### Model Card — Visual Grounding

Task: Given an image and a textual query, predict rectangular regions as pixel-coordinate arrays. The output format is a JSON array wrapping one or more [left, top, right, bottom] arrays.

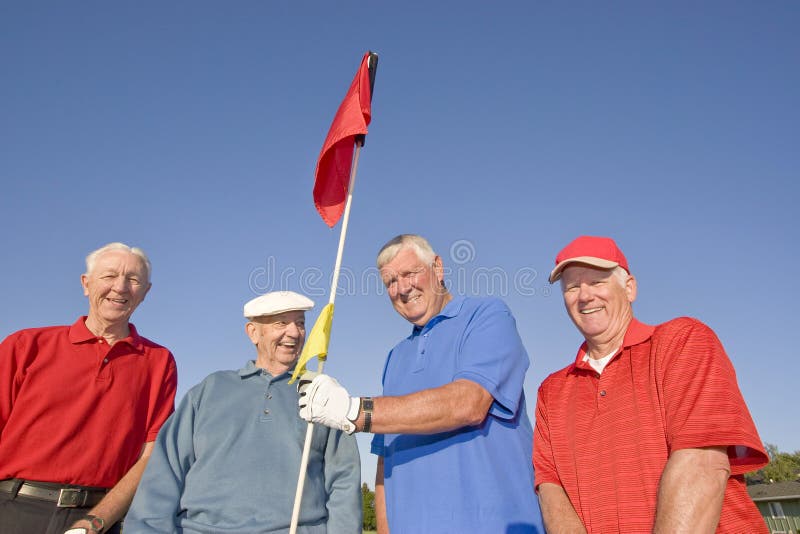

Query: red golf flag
[[313, 52, 373, 227]]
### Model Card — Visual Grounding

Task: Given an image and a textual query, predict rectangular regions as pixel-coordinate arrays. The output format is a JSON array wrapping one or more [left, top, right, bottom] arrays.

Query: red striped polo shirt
[[534, 317, 768, 533]]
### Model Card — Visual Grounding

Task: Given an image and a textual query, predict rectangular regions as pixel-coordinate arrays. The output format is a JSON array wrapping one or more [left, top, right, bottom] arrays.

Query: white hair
[[85, 242, 151, 281], [376, 234, 437, 269]]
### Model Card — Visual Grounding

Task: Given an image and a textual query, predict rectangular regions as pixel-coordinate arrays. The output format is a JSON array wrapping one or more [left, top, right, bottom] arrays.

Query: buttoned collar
[[411, 295, 465, 336], [238, 360, 291, 381], [572, 317, 655, 372], [68, 316, 143, 351]]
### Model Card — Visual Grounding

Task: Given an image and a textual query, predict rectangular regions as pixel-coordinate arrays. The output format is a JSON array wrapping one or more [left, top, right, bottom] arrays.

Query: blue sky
[[2, 2, 798, 489]]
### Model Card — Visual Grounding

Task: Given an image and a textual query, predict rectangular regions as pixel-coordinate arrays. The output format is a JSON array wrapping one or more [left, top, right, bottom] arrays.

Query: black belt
[[0, 479, 108, 508]]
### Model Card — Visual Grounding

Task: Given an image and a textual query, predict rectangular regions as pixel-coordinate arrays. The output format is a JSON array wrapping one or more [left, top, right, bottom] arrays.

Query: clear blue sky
[[2, 2, 798, 489]]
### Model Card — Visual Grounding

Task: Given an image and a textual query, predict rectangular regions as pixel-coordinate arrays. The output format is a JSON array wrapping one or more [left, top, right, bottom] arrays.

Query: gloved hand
[[297, 371, 360, 434]]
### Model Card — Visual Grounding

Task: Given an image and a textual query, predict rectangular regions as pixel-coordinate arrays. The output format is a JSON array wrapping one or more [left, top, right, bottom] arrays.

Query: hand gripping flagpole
[[289, 52, 377, 534], [290, 143, 363, 534]]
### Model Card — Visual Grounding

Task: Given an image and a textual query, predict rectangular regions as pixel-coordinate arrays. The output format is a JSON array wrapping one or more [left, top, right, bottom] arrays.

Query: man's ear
[[80, 274, 89, 296], [625, 275, 638, 303], [141, 282, 152, 302], [245, 322, 259, 345], [433, 255, 445, 285]]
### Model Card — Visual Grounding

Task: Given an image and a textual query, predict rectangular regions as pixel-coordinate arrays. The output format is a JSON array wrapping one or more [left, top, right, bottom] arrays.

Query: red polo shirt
[[534, 317, 768, 533], [0, 317, 177, 488]]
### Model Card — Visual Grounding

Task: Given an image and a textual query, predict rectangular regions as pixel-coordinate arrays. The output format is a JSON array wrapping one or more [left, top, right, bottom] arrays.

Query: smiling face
[[560, 264, 637, 356], [380, 247, 450, 327], [81, 249, 151, 332], [246, 310, 306, 375]]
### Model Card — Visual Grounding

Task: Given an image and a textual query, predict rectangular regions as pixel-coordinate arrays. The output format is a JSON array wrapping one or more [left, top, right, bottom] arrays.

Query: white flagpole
[[289, 141, 363, 534]]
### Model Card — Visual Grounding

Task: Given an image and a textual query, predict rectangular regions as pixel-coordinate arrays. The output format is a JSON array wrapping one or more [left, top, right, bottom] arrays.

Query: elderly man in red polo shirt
[[0, 242, 177, 534], [534, 236, 768, 533]]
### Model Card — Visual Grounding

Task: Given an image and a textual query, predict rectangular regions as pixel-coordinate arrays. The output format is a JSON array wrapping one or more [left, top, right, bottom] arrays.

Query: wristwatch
[[361, 396, 374, 433], [63, 514, 104, 534], [87, 515, 105, 533]]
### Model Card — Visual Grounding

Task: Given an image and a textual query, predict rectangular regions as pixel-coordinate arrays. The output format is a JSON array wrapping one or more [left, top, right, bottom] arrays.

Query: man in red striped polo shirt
[[534, 235, 768, 533]]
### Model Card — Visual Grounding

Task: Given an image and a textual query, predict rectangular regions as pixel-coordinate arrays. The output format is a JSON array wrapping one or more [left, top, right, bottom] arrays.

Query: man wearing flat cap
[[534, 236, 769, 533], [126, 291, 361, 533]]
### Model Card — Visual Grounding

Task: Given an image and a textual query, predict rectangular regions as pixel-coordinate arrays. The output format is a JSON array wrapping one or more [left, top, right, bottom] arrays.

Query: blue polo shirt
[[371, 297, 543, 533]]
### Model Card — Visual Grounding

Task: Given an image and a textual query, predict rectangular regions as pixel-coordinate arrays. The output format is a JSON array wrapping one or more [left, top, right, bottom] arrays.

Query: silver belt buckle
[[57, 488, 87, 507]]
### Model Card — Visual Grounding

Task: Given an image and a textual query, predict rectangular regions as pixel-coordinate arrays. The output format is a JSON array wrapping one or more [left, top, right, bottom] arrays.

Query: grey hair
[[85, 242, 152, 281], [611, 266, 631, 288], [376, 234, 437, 269], [560, 265, 631, 291]]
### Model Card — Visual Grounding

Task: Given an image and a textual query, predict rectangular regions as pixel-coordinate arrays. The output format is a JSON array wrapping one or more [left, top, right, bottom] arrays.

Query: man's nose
[[577, 283, 593, 302], [111, 276, 130, 292], [285, 321, 301, 336], [397, 275, 413, 294]]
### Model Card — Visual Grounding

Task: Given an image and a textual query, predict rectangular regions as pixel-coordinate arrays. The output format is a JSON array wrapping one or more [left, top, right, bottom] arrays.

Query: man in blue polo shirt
[[299, 234, 543, 533]]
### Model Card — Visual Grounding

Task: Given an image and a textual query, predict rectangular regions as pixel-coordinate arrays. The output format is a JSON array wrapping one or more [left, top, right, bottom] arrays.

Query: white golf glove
[[297, 371, 360, 434]]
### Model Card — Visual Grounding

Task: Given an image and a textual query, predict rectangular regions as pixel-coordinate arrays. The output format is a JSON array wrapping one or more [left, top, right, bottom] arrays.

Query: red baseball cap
[[549, 236, 630, 283]]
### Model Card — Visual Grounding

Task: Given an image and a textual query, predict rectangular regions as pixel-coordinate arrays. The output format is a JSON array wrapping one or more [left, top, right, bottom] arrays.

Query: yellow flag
[[289, 303, 334, 384]]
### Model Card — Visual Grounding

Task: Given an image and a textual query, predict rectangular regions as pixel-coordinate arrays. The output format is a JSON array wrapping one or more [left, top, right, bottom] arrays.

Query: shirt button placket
[[263, 377, 274, 417], [414, 331, 429, 372], [261, 373, 272, 418], [596, 374, 608, 410], [96, 339, 112, 378]]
